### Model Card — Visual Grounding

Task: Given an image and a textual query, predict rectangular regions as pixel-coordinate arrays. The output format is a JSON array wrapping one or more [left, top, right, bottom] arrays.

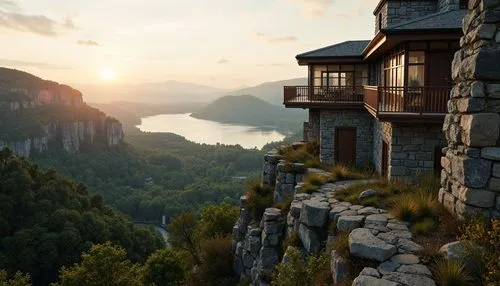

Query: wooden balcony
[[363, 86, 451, 122], [284, 86, 364, 109]]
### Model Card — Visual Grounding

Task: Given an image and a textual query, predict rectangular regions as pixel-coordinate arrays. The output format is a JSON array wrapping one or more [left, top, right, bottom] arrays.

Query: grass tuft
[[435, 259, 472, 286], [411, 218, 436, 235], [245, 181, 274, 221], [332, 232, 350, 259]]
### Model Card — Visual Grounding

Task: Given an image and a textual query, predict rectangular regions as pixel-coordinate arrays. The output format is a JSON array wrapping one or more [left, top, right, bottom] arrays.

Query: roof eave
[[381, 27, 463, 35], [296, 56, 365, 66]]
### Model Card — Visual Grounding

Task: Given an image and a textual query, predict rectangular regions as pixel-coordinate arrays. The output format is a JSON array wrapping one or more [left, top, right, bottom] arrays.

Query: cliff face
[[0, 67, 124, 157]]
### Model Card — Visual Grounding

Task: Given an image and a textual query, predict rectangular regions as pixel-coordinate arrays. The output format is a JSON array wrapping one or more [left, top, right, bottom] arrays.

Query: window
[[321, 72, 353, 87], [383, 49, 405, 87], [408, 51, 425, 87], [312, 64, 364, 88], [459, 0, 468, 9]]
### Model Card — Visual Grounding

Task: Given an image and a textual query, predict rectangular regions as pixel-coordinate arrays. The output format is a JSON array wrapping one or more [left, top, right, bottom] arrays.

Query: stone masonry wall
[[305, 109, 320, 142], [386, 1, 438, 27], [273, 161, 305, 204], [438, 0, 461, 11], [440, 0, 500, 219], [390, 123, 445, 179], [372, 121, 392, 176], [319, 110, 373, 167]]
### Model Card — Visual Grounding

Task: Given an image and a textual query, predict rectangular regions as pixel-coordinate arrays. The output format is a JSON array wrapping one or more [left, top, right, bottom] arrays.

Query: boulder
[[358, 206, 380, 215], [352, 275, 399, 286], [349, 228, 397, 262], [383, 272, 436, 286], [359, 267, 380, 278], [337, 216, 365, 232], [298, 224, 322, 253], [391, 254, 419, 265], [365, 214, 389, 225], [397, 264, 432, 276], [397, 239, 423, 254], [300, 200, 329, 227], [359, 189, 378, 200], [263, 208, 282, 221], [331, 250, 350, 284], [439, 241, 466, 260], [377, 260, 400, 275]]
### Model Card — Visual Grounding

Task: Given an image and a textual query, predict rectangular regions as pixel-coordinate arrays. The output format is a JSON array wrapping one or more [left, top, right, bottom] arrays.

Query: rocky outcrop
[[441, 0, 500, 218], [273, 161, 305, 204]]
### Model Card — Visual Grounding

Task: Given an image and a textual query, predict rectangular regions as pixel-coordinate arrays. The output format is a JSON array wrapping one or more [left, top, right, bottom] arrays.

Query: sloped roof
[[385, 9, 466, 31], [296, 40, 371, 59]]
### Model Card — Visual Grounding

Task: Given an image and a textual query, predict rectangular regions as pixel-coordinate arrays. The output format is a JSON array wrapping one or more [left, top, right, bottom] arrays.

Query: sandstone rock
[[352, 275, 399, 286], [331, 250, 350, 284], [359, 267, 380, 278], [397, 264, 432, 276], [359, 189, 377, 200], [349, 228, 397, 262], [461, 113, 500, 147], [337, 216, 365, 232], [383, 272, 436, 286], [298, 224, 322, 253], [450, 155, 491, 189], [299, 200, 329, 227], [391, 254, 419, 265], [377, 260, 400, 274]]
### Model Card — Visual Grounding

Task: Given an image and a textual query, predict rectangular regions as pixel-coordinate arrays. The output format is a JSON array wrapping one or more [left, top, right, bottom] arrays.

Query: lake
[[136, 113, 286, 149]]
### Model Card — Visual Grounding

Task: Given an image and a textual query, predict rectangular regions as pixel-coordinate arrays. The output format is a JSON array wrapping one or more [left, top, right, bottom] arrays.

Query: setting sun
[[100, 68, 116, 81]]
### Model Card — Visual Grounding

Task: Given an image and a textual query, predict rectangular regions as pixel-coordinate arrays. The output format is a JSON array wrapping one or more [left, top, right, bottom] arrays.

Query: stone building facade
[[440, 0, 500, 218], [375, 0, 439, 32], [319, 110, 374, 167]]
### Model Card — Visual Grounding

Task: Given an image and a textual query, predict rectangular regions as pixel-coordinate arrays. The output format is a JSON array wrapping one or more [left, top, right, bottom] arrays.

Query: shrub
[[301, 184, 320, 194], [0, 270, 31, 286], [246, 181, 274, 221], [459, 216, 500, 285], [198, 203, 239, 238], [411, 218, 436, 235], [142, 248, 184, 286], [278, 142, 322, 168], [413, 193, 440, 221], [304, 173, 328, 186], [330, 165, 371, 181], [435, 259, 472, 286], [271, 247, 330, 286], [282, 232, 302, 253], [332, 232, 350, 259], [390, 194, 416, 222]]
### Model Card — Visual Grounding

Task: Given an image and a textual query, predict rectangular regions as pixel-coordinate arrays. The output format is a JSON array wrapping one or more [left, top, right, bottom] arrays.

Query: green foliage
[[274, 195, 294, 214], [435, 259, 472, 286], [54, 242, 142, 286], [0, 270, 31, 286], [167, 212, 201, 265], [0, 149, 162, 285], [278, 141, 321, 168], [198, 203, 239, 239], [411, 218, 436, 235], [281, 232, 301, 254], [142, 248, 184, 286], [459, 217, 500, 285], [330, 165, 371, 181], [246, 181, 274, 221], [304, 173, 328, 186], [301, 184, 320, 194], [271, 247, 330, 286], [34, 133, 263, 223], [188, 236, 237, 286]]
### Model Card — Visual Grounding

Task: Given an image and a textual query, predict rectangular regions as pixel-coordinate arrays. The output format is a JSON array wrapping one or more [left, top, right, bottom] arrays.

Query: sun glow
[[100, 67, 117, 81]]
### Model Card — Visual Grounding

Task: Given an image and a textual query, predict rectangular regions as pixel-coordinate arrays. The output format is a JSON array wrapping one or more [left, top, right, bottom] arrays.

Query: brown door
[[427, 52, 454, 86], [382, 141, 389, 177], [335, 128, 356, 166]]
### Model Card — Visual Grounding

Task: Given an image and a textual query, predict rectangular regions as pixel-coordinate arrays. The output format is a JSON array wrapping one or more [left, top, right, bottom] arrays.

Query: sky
[[0, 0, 379, 89]]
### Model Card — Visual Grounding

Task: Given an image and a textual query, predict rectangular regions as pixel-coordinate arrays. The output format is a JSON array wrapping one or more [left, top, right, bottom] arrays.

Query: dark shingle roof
[[296, 40, 371, 59], [386, 9, 466, 31]]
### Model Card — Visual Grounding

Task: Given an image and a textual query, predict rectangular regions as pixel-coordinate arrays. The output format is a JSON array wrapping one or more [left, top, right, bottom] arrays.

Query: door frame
[[334, 127, 357, 166]]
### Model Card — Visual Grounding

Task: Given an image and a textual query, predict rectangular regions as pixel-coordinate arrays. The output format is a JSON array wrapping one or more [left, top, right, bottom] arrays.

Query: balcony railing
[[364, 86, 451, 119], [284, 86, 364, 107]]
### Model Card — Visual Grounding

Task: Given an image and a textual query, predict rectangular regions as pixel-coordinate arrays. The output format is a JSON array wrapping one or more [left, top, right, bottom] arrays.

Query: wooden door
[[427, 53, 454, 86], [335, 128, 356, 166], [382, 141, 389, 177]]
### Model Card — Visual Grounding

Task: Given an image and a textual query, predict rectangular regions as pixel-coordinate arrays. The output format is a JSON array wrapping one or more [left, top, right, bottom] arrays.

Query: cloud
[[0, 0, 20, 12], [0, 58, 74, 70], [62, 18, 76, 29], [0, 10, 58, 36], [288, 0, 335, 17], [77, 40, 100, 46], [217, 59, 229, 64], [253, 32, 298, 43]]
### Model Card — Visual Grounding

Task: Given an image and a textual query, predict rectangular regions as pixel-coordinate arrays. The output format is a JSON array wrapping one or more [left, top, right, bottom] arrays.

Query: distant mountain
[[227, 78, 307, 105], [73, 81, 228, 103], [191, 94, 306, 132]]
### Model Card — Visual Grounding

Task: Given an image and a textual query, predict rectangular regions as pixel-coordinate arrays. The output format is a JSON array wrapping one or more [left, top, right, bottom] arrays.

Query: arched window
[[459, 0, 468, 9]]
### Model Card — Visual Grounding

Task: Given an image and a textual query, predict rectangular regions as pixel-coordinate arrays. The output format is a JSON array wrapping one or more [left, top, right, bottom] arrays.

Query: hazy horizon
[[0, 0, 379, 89]]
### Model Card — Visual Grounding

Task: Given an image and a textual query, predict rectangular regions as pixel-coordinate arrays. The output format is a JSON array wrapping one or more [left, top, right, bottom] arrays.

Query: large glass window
[[408, 51, 425, 86], [383, 49, 405, 87], [311, 64, 367, 87]]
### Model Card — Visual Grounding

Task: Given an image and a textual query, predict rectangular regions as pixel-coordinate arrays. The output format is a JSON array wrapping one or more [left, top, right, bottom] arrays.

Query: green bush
[[435, 259, 472, 286], [246, 181, 274, 221], [142, 248, 184, 286], [301, 184, 320, 194], [411, 218, 436, 235], [390, 194, 416, 222], [271, 247, 330, 286], [278, 141, 322, 168]]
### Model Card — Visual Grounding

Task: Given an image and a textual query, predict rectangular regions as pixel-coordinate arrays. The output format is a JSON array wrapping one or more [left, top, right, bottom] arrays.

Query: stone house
[[284, 0, 468, 180]]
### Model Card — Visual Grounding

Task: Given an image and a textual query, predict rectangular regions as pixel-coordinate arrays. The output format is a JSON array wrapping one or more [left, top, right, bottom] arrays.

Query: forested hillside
[[0, 149, 163, 285], [34, 133, 263, 222]]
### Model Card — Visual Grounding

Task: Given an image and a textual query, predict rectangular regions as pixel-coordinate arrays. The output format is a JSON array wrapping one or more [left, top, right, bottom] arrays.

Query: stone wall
[[438, 0, 461, 11], [440, 0, 500, 219], [372, 120, 392, 175], [319, 110, 373, 167], [262, 151, 281, 188], [304, 109, 320, 142], [376, 0, 438, 33], [273, 161, 305, 204], [390, 123, 445, 179]]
